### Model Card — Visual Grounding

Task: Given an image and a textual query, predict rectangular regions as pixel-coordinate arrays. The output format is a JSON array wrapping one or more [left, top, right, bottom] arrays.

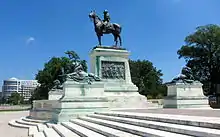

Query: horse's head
[[89, 10, 102, 23], [89, 10, 97, 19]]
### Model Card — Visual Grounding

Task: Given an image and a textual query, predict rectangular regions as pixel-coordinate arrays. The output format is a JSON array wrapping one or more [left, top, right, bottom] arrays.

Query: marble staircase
[[8, 111, 220, 137]]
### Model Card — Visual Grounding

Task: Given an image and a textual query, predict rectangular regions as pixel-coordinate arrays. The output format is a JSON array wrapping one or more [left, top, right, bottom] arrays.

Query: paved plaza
[[0, 111, 29, 137]]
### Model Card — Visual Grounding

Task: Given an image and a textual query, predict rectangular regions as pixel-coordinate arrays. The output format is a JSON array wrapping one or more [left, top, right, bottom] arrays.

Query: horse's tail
[[113, 23, 122, 33]]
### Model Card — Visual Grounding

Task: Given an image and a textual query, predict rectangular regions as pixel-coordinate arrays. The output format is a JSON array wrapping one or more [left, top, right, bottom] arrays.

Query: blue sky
[[0, 0, 219, 86]]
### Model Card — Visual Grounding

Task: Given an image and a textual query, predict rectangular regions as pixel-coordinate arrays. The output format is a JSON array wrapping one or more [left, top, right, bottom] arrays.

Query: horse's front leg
[[97, 34, 101, 46], [115, 38, 118, 46]]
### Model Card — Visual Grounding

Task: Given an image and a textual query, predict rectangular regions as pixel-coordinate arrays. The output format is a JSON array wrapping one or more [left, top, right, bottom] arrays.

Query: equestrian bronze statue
[[89, 10, 122, 47]]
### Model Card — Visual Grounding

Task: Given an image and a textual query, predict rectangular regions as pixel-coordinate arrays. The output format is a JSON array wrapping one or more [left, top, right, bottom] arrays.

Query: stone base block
[[29, 100, 59, 120], [105, 92, 149, 109], [48, 89, 63, 100], [51, 97, 109, 123], [104, 81, 138, 92], [50, 81, 108, 123], [163, 97, 210, 108], [163, 82, 211, 109], [29, 110, 53, 120], [60, 81, 105, 101]]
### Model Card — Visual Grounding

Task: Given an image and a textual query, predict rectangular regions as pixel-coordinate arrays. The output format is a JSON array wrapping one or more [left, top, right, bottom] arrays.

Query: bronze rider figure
[[102, 10, 111, 32]]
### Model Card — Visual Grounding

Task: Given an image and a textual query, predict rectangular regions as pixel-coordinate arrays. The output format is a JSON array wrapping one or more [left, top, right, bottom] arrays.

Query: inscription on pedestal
[[101, 61, 125, 79]]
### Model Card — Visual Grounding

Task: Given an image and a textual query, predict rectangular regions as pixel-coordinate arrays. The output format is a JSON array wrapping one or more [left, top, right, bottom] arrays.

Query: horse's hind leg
[[113, 34, 118, 46], [118, 34, 122, 47]]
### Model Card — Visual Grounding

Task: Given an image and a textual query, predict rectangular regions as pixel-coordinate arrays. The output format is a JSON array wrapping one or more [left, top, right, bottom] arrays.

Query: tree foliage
[[8, 92, 24, 105], [177, 24, 220, 95], [32, 50, 87, 100], [0, 97, 7, 104], [129, 59, 166, 99]]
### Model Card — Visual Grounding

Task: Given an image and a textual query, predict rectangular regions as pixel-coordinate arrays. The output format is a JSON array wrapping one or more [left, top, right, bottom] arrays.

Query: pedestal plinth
[[51, 81, 108, 123], [90, 46, 149, 109], [48, 89, 63, 100], [163, 82, 210, 109], [90, 46, 138, 92]]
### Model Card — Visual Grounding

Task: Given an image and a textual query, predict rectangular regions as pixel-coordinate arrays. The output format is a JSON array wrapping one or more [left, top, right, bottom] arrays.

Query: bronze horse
[[89, 11, 122, 47]]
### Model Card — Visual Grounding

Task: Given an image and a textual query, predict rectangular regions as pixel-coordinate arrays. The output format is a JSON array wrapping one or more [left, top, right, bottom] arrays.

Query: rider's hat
[[103, 10, 108, 13]]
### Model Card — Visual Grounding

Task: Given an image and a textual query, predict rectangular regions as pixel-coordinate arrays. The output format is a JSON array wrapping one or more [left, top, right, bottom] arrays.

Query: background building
[[2, 77, 39, 101]]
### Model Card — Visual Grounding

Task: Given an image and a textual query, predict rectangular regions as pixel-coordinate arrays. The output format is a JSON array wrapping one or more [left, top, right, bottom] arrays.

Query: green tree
[[129, 59, 166, 98], [177, 24, 220, 95], [33, 50, 87, 100], [0, 97, 7, 104], [8, 92, 23, 105]]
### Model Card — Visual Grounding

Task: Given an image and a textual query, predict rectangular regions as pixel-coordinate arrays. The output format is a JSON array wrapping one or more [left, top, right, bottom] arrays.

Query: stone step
[[28, 126, 39, 137], [16, 118, 48, 133], [89, 114, 220, 137], [33, 132, 45, 137], [52, 124, 80, 137], [8, 119, 31, 129], [16, 118, 39, 126], [79, 116, 192, 137], [43, 127, 61, 137], [61, 121, 105, 137], [37, 124, 48, 132], [71, 118, 141, 137], [22, 117, 47, 124], [9, 119, 46, 137], [45, 123, 54, 128], [95, 111, 220, 129]]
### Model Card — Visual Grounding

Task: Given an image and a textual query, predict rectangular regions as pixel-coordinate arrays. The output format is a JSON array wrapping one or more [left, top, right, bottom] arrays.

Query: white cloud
[[26, 37, 35, 45]]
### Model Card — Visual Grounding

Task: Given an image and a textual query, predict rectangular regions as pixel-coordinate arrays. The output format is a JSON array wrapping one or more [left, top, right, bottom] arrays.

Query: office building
[[2, 77, 39, 101]]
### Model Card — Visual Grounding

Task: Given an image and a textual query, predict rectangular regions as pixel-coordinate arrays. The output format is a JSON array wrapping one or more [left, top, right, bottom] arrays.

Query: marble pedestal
[[29, 100, 59, 120], [48, 89, 63, 100], [163, 82, 210, 109], [90, 46, 138, 92], [90, 46, 148, 109], [51, 81, 108, 123]]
